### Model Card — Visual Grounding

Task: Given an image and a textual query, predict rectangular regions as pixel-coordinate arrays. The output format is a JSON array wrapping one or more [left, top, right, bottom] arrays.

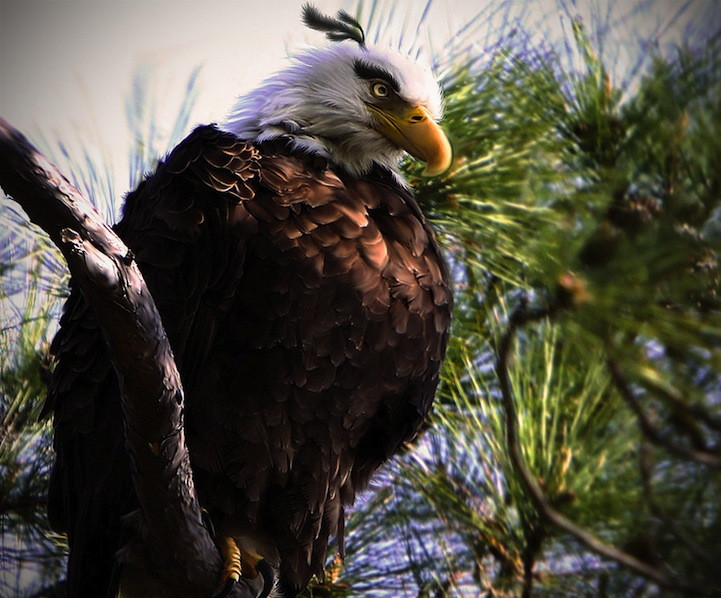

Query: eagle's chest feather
[[193, 158, 451, 456], [120, 131, 451, 477]]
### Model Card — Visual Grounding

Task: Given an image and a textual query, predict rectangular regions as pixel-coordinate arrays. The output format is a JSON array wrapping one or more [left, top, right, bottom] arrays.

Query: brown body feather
[[47, 125, 452, 596]]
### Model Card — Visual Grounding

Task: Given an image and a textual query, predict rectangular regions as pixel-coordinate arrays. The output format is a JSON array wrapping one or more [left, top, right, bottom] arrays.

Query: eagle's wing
[[46, 125, 261, 596]]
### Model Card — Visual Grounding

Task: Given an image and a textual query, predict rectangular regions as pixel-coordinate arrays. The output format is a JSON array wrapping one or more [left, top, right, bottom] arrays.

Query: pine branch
[[494, 298, 697, 594], [0, 118, 253, 597], [637, 442, 715, 569], [608, 360, 721, 468]]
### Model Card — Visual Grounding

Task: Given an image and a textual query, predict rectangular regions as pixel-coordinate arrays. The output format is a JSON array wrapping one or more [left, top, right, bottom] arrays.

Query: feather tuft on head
[[302, 3, 366, 48]]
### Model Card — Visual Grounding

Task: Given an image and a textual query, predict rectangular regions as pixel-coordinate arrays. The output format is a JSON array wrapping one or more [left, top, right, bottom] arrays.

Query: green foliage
[[0, 272, 66, 596]]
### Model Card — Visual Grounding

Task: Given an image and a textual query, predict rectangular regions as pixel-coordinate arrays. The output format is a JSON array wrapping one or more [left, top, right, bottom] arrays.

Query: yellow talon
[[214, 534, 276, 598], [218, 535, 242, 583]]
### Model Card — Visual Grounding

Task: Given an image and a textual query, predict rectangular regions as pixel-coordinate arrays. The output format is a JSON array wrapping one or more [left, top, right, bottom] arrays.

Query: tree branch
[[637, 442, 715, 571], [608, 360, 721, 468], [494, 300, 694, 593], [0, 118, 252, 597]]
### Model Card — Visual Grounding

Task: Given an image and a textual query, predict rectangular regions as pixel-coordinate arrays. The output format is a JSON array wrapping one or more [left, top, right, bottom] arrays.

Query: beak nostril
[[410, 115, 425, 123]]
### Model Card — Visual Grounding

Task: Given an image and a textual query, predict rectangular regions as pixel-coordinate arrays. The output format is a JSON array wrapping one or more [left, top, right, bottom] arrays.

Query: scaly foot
[[213, 536, 275, 598]]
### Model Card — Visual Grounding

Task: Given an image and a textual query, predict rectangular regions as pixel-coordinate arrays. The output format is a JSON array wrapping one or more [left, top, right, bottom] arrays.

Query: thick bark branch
[[0, 118, 252, 597]]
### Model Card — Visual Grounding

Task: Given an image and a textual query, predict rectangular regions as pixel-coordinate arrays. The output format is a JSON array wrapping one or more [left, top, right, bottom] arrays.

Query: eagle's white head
[[222, 5, 451, 179]]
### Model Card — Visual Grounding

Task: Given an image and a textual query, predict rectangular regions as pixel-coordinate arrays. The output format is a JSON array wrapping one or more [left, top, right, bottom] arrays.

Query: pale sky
[[0, 0, 717, 209], [0, 0, 482, 200]]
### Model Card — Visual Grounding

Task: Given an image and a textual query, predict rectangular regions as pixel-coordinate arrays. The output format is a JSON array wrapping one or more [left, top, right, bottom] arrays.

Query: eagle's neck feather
[[220, 46, 409, 182]]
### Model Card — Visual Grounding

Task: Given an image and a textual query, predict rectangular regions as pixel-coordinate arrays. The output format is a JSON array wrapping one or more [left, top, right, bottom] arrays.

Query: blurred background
[[2, 1, 720, 596]]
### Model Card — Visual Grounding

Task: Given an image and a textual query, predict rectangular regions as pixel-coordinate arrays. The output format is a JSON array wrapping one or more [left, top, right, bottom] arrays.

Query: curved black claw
[[212, 578, 236, 598], [201, 508, 216, 537], [256, 559, 275, 598]]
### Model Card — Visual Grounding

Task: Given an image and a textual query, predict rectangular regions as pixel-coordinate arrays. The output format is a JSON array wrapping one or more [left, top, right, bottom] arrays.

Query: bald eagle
[[47, 5, 452, 597]]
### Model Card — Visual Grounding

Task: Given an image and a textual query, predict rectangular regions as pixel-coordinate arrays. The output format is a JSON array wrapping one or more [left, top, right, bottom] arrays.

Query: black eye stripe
[[353, 59, 401, 93]]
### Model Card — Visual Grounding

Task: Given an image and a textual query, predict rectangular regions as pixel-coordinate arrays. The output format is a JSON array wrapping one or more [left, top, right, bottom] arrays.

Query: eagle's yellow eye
[[371, 82, 389, 98]]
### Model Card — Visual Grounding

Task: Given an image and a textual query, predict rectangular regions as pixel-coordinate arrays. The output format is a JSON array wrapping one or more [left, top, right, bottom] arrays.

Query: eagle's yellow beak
[[367, 103, 452, 177]]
